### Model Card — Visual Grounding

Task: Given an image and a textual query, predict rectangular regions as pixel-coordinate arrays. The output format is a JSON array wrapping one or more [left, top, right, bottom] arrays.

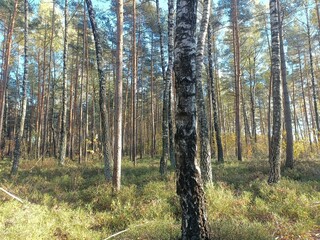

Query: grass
[[0, 156, 319, 239]]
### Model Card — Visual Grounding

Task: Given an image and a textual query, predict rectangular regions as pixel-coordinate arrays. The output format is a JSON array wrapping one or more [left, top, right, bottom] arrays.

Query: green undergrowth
[[0, 157, 319, 239]]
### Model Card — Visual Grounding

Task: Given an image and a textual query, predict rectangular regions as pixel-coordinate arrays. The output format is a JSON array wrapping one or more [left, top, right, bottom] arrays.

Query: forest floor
[[0, 156, 319, 240]]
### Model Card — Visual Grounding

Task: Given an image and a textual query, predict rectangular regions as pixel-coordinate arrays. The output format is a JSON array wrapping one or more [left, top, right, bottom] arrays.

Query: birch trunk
[[268, 0, 282, 184], [175, 0, 209, 238], [86, 0, 112, 181], [59, 0, 68, 165], [196, 0, 212, 184], [113, 0, 123, 191], [167, 0, 175, 168]]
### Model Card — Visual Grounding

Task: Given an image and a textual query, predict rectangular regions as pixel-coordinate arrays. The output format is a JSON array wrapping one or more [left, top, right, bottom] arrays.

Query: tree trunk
[[175, 0, 209, 238], [113, 0, 123, 192], [278, 2, 293, 169], [86, 0, 112, 181], [268, 0, 282, 184], [232, 0, 242, 161], [132, 0, 137, 166], [208, 19, 224, 163], [305, 4, 320, 139], [11, 0, 28, 175], [150, 34, 156, 158], [157, 0, 169, 174], [59, 0, 69, 165], [298, 49, 313, 149], [0, 0, 18, 157], [167, 0, 175, 168], [196, 0, 212, 184]]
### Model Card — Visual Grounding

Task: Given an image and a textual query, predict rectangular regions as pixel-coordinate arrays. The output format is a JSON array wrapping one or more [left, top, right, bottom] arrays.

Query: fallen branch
[[0, 187, 24, 203], [103, 223, 147, 240]]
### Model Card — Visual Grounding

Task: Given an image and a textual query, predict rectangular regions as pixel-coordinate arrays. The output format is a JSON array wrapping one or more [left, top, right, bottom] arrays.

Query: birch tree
[[86, 0, 112, 181], [196, 0, 212, 184], [268, 0, 282, 184], [59, 0, 68, 165], [175, 0, 210, 238], [113, 0, 123, 191]]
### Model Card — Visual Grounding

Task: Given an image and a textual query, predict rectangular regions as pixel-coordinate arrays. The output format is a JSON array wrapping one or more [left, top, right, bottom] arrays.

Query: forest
[[0, 0, 320, 239]]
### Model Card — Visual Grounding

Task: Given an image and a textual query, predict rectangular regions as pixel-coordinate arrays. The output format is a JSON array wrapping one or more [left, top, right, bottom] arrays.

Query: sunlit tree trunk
[[59, 0, 69, 165], [232, 0, 242, 161], [278, 1, 293, 169], [167, 0, 175, 168], [268, 0, 282, 184], [196, 0, 212, 184], [0, 0, 18, 157], [150, 34, 156, 158], [11, 0, 28, 175], [86, 0, 112, 181], [43, 1, 56, 159], [305, 4, 320, 139], [298, 49, 313, 150], [208, 19, 224, 163], [84, 2, 89, 162], [157, 0, 169, 174], [113, 0, 123, 191], [132, 0, 137, 166], [175, 0, 209, 238]]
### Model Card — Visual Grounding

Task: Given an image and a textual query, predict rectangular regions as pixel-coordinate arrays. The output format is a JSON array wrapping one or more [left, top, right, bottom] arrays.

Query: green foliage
[[0, 157, 319, 239]]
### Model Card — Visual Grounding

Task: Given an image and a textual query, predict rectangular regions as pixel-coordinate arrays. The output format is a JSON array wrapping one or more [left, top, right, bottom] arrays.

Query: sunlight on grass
[[0, 157, 319, 239]]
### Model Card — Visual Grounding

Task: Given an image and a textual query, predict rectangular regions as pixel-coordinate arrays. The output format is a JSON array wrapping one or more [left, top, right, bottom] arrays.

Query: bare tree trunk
[[113, 0, 123, 192], [175, 0, 209, 238], [84, 3, 89, 162], [132, 0, 137, 166], [232, 0, 242, 161], [0, 0, 18, 157], [167, 0, 175, 168], [208, 19, 224, 163], [278, 2, 293, 169], [79, 27, 84, 164], [196, 0, 212, 184], [59, 0, 69, 165], [305, 4, 320, 139], [86, 0, 112, 181], [156, 0, 169, 174], [268, 0, 282, 184], [241, 82, 251, 145], [150, 34, 156, 158], [298, 49, 313, 149], [11, 0, 28, 175], [249, 56, 257, 143]]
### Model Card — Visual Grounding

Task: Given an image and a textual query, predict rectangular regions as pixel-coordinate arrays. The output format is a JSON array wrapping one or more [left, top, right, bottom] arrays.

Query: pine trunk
[[11, 0, 28, 175], [157, 0, 169, 175], [232, 0, 242, 161], [208, 20, 224, 163], [0, 0, 18, 157]]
